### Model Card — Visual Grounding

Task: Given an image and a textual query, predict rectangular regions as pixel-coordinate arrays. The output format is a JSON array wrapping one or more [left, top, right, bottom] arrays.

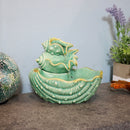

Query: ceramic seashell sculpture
[[36, 38, 78, 73], [0, 52, 20, 103], [29, 38, 103, 104]]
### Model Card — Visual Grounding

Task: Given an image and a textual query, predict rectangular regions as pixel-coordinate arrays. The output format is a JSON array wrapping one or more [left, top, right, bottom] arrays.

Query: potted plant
[[106, 4, 130, 84]]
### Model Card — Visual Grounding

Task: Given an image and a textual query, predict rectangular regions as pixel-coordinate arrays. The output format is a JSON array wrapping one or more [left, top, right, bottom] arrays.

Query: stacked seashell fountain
[[29, 38, 103, 104]]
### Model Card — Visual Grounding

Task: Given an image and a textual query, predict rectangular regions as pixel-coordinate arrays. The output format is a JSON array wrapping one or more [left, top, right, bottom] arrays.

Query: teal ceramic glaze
[[37, 38, 78, 73], [0, 52, 20, 103], [42, 37, 73, 55], [29, 38, 103, 104], [36, 49, 78, 73]]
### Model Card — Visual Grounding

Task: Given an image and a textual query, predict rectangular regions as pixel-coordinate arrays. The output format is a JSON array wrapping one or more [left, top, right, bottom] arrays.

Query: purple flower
[[128, 17, 130, 22], [118, 8, 126, 26], [106, 5, 118, 21], [106, 4, 126, 26]]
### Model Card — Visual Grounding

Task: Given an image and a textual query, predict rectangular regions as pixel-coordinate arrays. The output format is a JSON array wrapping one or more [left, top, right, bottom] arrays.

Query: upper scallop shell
[[42, 38, 73, 55]]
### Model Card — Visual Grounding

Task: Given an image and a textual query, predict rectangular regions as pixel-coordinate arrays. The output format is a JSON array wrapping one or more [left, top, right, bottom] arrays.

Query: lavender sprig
[[106, 5, 118, 21], [128, 18, 130, 23], [106, 4, 126, 26], [118, 8, 126, 26]]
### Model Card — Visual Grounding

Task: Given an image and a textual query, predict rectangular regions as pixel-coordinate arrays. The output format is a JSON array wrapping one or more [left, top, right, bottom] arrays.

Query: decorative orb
[[0, 52, 20, 103]]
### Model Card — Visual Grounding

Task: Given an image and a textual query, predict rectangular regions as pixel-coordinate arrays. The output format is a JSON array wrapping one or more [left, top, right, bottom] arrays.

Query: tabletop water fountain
[[29, 38, 103, 104]]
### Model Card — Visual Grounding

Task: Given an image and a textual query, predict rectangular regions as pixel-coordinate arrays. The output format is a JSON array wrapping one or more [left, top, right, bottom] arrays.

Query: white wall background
[[0, 0, 130, 93]]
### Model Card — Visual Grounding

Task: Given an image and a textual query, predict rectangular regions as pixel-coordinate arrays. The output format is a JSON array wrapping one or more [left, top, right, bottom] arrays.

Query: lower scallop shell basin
[[29, 67, 103, 104], [0, 52, 20, 103]]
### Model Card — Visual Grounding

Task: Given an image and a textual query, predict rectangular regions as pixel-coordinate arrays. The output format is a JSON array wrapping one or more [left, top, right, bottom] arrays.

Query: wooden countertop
[[0, 83, 130, 130]]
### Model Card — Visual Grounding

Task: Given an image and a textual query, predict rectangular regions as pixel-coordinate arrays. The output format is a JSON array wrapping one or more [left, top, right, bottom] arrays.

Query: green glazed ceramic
[[37, 38, 78, 73], [29, 38, 103, 104], [0, 52, 20, 103]]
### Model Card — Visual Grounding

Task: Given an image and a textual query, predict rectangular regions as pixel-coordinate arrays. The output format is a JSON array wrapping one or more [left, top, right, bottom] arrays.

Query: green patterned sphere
[[0, 52, 20, 103]]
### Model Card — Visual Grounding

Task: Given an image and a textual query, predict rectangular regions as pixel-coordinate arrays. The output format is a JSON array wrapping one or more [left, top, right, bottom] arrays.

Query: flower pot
[[113, 62, 130, 82]]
